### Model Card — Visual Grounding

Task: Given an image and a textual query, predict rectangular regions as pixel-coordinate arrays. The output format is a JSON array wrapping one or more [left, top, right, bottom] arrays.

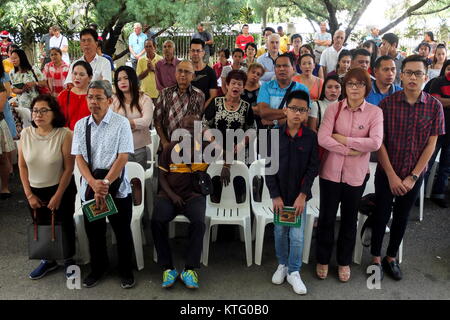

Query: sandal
[[316, 264, 328, 280], [338, 265, 351, 282]]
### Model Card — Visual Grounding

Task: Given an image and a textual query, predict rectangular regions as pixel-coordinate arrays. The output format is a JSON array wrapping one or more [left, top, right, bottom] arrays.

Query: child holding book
[[265, 90, 319, 294]]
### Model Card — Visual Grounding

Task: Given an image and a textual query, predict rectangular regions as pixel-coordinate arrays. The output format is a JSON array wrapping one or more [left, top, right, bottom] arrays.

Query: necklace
[[224, 97, 240, 111]]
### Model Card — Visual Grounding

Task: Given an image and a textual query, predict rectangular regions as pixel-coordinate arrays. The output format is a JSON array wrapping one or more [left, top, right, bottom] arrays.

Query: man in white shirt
[[64, 29, 112, 87], [319, 30, 345, 76], [257, 33, 281, 83], [49, 25, 70, 64], [314, 22, 332, 64]]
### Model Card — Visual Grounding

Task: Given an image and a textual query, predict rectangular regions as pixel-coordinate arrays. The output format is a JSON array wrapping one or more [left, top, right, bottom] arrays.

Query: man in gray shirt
[[192, 23, 214, 65], [40, 26, 54, 69]]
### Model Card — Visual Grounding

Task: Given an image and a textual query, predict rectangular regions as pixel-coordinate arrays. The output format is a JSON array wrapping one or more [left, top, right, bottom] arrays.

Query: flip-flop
[[316, 264, 328, 280], [338, 265, 351, 282]]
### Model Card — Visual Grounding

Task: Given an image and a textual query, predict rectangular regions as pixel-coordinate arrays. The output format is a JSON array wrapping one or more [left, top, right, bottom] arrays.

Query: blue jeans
[[425, 135, 450, 199], [274, 208, 306, 274]]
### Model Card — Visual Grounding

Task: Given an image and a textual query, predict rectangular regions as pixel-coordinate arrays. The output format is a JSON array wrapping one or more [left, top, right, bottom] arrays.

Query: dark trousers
[[29, 177, 77, 260], [83, 194, 134, 277], [151, 196, 206, 269], [316, 177, 367, 266], [424, 135, 450, 198], [370, 169, 423, 258]]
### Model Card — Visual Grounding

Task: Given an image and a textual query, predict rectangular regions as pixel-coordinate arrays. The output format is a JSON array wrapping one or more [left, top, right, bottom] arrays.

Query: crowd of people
[[0, 21, 449, 296]]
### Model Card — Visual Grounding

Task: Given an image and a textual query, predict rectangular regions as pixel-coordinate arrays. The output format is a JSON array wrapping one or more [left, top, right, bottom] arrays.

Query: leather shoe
[[369, 263, 384, 281], [382, 256, 402, 280], [431, 198, 449, 208]]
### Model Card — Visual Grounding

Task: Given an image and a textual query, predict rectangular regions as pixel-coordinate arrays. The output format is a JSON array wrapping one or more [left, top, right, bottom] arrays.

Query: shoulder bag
[[84, 116, 124, 200]]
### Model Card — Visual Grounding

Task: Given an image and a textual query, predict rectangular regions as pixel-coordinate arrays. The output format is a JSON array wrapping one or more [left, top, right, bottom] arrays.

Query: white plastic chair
[[248, 159, 274, 265], [202, 161, 253, 267], [353, 162, 404, 264], [73, 162, 146, 270], [425, 149, 440, 199]]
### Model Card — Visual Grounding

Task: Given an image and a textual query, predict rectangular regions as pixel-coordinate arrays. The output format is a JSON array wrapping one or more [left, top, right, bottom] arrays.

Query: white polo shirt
[[64, 54, 112, 86], [49, 35, 70, 64], [319, 46, 344, 73]]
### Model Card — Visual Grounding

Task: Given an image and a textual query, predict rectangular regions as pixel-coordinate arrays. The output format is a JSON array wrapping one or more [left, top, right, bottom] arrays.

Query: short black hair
[[286, 90, 310, 107], [374, 55, 395, 69], [263, 27, 276, 34], [30, 94, 66, 128], [245, 42, 257, 52], [220, 48, 230, 59], [418, 42, 431, 52], [226, 69, 247, 86], [79, 28, 98, 42], [352, 48, 371, 60], [319, 75, 342, 101], [401, 54, 429, 72], [275, 53, 295, 67], [242, 24, 249, 28], [291, 34, 303, 43], [299, 53, 315, 65], [425, 31, 434, 41], [190, 38, 205, 49], [73, 60, 93, 77], [382, 33, 399, 47], [232, 48, 244, 56]]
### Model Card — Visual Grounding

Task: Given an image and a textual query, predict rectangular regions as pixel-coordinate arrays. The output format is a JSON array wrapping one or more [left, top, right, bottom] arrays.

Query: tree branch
[[410, 4, 450, 16], [379, 0, 429, 35], [345, 0, 372, 39]]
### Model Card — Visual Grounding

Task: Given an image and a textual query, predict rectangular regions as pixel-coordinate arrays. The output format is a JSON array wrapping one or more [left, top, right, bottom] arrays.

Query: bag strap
[[32, 209, 56, 241], [278, 82, 296, 110], [85, 116, 92, 171], [30, 68, 39, 83], [317, 101, 322, 128], [331, 100, 344, 133]]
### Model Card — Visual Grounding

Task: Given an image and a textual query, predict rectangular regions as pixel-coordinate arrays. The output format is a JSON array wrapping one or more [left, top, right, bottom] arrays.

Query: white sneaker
[[287, 271, 307, 295], [271, 264, 288, 284]]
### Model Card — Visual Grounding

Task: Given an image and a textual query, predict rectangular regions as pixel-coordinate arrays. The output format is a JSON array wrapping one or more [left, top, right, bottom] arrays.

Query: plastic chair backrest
[[248, 159, 272, 206], [206, 161, 250, 207], [125, 161, 146, 210]]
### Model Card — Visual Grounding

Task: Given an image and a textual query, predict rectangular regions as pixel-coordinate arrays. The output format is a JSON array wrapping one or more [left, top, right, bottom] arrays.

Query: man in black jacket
[[265, 90, 319, 295]]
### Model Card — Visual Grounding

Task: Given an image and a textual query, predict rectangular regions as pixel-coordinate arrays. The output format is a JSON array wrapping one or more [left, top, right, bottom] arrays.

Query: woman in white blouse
[[112, 66, 154, 169], [308, 74, 342, 132]]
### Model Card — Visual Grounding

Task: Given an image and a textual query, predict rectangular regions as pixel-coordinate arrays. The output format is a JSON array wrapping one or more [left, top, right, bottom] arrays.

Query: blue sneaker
[[29, 260, 59, 280], [180, 270, 199, 289], [162, 269, 178, 288]]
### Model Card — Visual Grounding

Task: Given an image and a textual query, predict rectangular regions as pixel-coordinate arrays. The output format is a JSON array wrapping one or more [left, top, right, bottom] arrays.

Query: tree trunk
[[344, 0, 372, 41]]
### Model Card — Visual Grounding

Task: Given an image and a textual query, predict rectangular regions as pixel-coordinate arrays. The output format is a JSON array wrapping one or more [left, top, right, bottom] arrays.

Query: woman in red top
[[57, 60, 92, 130], [43, 48, 70, 97]]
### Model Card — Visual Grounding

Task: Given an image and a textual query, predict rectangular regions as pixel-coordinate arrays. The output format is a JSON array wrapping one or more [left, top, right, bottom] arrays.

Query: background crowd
[[0, 21, 449, 295]]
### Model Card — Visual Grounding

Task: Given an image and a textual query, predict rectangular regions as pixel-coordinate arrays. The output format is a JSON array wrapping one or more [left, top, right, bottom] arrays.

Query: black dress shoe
[[382, 256, 402, 280], [431, 198, 449, 208], [369, 263, 384, 281]]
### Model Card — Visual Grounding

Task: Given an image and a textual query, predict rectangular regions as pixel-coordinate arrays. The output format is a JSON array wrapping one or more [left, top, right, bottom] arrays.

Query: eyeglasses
[[402, 70, 425, 78], [287, 106, 309, 114], [32, 108, 52, 116], [176, 69, 194, 74], [87, 95, 107, 102], [190, 49, 203, 54], [346, 81, 366, 89]]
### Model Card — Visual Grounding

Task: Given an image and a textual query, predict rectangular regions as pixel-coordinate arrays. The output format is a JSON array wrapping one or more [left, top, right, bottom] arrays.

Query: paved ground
[[0, 167, 449, 300]]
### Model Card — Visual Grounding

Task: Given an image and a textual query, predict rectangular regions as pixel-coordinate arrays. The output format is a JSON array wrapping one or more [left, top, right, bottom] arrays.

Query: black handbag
[[188, 164, 213, 195], [27, 209, 68, 260], [84, 117, 124, 200]]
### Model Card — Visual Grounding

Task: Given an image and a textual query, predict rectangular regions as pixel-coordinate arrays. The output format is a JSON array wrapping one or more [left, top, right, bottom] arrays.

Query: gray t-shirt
[[314, 32, 332, 53], [40, 33, 51, 55], [192, 31, 213, 55]]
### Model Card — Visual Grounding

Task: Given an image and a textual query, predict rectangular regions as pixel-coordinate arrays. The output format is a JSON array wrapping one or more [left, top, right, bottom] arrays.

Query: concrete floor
[[0, 168, 449, 300]]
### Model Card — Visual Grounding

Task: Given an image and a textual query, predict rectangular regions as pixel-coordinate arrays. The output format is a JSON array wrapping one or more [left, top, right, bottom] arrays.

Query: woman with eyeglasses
[[111, 65, 153, 169], [57, 60, 92, 130], [10, 49, 47, 110], [316, 68, 383, 282], [18, 94, 77, 280]]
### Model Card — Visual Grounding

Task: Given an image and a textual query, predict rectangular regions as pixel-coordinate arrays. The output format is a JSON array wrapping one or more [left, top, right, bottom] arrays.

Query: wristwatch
[[410, 173, 419, 181], [102, 179, 110, 186], [272, 119, 278, 127]]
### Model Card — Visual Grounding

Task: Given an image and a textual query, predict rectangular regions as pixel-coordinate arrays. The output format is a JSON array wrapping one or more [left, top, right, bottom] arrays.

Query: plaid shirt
[[379, 90, 445, 179], [155, 84, 205, 140], [43, 61, 70, 95]]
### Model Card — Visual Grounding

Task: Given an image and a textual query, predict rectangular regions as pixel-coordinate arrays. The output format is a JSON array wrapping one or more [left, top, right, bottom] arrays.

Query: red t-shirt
[[235, 34, 255, 51], [57, 89, 91, 131]]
